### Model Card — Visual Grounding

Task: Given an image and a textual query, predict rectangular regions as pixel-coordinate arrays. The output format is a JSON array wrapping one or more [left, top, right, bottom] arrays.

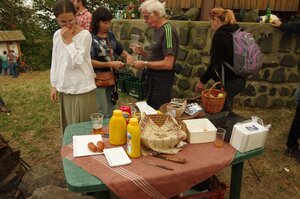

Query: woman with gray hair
[[132, 0, 179, 110]]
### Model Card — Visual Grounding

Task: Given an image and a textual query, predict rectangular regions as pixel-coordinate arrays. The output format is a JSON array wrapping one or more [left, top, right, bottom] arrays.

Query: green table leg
[[230, 161, 244, 199], [95, 190, 110, 199]]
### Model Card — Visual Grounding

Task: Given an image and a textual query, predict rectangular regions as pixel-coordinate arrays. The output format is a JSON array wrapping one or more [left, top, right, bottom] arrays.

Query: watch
[[144, 61, 148, 69]]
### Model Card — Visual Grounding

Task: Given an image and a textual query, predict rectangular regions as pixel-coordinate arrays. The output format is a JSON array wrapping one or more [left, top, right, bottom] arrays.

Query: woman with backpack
[[194, 7, 247, 111]]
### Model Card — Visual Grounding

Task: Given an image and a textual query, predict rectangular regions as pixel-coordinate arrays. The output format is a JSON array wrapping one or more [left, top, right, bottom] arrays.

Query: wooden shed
[[0, 30, 26, 58]]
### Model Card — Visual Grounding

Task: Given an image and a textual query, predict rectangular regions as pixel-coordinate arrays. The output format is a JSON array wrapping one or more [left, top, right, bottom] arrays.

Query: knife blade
[[152, 154, 186, 164], [142, 161, 174, 171]]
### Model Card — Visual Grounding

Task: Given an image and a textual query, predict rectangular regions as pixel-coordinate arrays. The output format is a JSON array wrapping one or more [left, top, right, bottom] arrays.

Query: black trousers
[[286, 102, 300, 149], [145, 72, 174, 110], [221, 77, 246, 112]]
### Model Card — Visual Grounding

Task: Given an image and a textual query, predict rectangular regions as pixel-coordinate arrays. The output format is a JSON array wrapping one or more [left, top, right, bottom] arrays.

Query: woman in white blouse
[[50, 0, 98, 134]]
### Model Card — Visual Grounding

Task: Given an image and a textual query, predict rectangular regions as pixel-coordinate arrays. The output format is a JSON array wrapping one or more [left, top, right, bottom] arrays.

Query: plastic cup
[[90, 113, 104, 134], [130, 34, 140, 44], [215, 128, 226, 148]]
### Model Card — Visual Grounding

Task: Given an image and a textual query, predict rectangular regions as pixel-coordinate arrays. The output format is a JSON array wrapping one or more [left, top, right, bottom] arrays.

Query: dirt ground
[[1, 72, 299, 198]]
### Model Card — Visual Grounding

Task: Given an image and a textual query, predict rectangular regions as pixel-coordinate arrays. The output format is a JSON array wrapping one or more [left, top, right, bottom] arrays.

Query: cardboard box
[[229, 121, 269, 153], [183, 118, 217, 144]]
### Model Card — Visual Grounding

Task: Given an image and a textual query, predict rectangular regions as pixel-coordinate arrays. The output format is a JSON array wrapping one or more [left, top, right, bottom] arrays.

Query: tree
[[0, 0, 137, 71]]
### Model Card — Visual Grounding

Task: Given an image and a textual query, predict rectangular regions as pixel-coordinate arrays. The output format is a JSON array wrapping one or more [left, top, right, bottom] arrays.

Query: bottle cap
[[113, 110, 123, 116], [129, 118, 138, 125]]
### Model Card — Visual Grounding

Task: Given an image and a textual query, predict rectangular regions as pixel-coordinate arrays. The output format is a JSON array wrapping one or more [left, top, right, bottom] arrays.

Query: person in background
[[72, 0, 92, 31], [194, 7, 246, 112], [7, 50, 18, 78], [131, 0, 179, 110], [90, 7, 133, 118], [271, 20, 300, 34], [0, 97, 11, 113], [50, 0, 98, 134], [271, 20, 300, 162], [0, 51, 9, 75]]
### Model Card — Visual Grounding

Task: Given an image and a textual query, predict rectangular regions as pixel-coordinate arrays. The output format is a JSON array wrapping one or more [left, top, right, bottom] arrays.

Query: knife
[[152, 154, 186, 164], [142, 161, 174, 171]]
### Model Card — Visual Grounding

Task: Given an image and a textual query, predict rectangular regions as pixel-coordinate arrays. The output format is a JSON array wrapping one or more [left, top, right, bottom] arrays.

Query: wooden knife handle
[[165, 157, 186, 164]]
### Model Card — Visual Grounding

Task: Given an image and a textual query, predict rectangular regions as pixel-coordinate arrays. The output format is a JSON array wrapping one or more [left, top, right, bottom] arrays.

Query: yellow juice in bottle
[[126, 118, 141, 158], [109, 110, 127, 145]]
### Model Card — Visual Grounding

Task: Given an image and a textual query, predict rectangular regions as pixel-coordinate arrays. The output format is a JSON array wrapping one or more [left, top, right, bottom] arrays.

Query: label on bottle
[[127, 132, 132, 154]]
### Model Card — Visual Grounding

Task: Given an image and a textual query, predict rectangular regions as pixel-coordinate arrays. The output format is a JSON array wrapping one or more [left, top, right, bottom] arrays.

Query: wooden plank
[[257, 0, 264, 10], [176, 0, 181, 9], [240, 0, 246, 9], [214, 0, 221, 7], [245, 0, 251, 9], [275, 0, 282, 11], [281, 0, 287, 11], [286, 0, 294, 11], [196, 0, 202, 8], [181, 0, 186, 9], [232, 0, 239, 9], [186, 0, 192, 8], [228, 0, 234, 9], [171, 0, 177, 9], [222, 0, 228, 8], [270, 0, 276, 10], [250, 0, 257, 9], [292, 0, 300, 11], [165, 0, 172, 9]]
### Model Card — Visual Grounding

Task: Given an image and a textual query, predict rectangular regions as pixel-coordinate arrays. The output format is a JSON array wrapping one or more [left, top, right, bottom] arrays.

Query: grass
[[0, 71, 299, 198]]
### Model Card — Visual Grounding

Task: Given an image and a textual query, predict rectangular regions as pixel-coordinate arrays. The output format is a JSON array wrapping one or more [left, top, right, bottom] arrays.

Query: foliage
[[0, 0, 138, 71]]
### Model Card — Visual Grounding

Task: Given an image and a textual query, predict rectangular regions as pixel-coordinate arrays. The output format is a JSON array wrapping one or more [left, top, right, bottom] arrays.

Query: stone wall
[[111, 19, 300, 108]]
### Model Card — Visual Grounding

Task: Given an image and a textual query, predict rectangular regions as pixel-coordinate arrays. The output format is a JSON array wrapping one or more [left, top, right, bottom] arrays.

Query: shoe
[[284, 148, 300, 157], [0, 105, 11, 113]]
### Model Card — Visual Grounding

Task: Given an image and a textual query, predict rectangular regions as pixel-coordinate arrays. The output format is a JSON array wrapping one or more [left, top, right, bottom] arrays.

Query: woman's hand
[[60, 27, 73, 44], [50, 87, 57, 101], [194, 81, 205, 93], [109, 61, 125, 70], [271, 19, 282, 28]]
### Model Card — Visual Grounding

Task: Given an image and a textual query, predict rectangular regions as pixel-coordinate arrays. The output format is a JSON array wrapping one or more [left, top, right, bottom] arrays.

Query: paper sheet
[[73, 135, 103, 157], [104, 147, 131, 167], [135, 101, 157, 115]]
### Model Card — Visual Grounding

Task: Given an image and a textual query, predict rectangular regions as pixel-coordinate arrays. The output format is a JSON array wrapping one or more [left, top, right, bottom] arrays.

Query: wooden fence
[[165, 0, 202, 9], [214, 0, 299, 11], [165, 0, 299, 11]]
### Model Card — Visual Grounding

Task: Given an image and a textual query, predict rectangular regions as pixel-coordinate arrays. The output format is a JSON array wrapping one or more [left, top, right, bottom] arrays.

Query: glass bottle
[[265, 6, 271, 23]]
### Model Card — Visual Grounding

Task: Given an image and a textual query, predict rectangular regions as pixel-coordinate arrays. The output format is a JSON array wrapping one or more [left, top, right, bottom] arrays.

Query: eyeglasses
[[58, 19, 76, 26], [143, 13, 153, 20]]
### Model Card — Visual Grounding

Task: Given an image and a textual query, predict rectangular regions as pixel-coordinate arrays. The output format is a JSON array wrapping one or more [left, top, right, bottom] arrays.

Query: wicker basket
[[141, 114, 188, 132], [139, 114, 188, 154], [201, 82, 226, 114]]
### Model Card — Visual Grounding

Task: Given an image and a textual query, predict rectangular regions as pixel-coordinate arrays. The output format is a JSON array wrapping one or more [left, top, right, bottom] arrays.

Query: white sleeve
[[65, 30, 92, 68], [50, 31, 59, 87]]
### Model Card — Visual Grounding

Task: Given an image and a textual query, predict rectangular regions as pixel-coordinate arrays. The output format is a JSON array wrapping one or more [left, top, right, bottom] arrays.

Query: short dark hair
[[91, 7, 113, 34], [53, 0, 76, 17], [3, 50, 7, 54]]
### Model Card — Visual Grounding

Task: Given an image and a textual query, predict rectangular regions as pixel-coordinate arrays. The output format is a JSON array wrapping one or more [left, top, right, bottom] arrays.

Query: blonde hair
[[139, 0, 166, 18], [209, 7, 236, 25]]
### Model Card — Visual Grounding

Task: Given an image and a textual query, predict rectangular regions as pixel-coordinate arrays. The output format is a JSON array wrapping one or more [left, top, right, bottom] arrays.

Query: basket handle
[[208, 82, 224, 93]]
